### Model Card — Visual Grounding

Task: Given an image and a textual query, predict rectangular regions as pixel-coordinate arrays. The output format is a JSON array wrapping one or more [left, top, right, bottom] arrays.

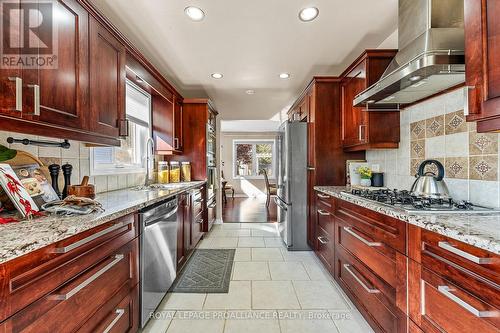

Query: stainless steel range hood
[[353, 0, 465, 110]]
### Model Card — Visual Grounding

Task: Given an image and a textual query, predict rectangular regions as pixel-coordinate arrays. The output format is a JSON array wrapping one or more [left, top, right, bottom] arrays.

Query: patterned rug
[[170, 249, 235, 293]]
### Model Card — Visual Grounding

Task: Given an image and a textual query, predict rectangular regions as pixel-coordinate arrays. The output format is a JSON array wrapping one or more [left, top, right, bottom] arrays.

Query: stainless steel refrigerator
[[275, 121, 309, 250]]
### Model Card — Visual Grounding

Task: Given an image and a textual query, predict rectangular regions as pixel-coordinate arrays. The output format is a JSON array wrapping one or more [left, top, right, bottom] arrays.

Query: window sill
[[90, 168, 146, 176]]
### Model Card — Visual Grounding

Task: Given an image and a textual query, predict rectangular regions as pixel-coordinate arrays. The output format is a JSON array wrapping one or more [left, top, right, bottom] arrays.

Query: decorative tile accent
[[445, 110, 467, 135], [425, 116, 444, 138], [469, 132, 498, 155], [410, 140, 425, 158], [469, 155, 498, 181], [445, 157, 468, 179], [410, 158, 424, 176], [410, 120, 426, 140]]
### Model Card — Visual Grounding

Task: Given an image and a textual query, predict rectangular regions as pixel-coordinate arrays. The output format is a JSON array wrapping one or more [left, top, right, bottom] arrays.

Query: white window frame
[[90, 80, 151, 176], [232, 139, 276, 179]]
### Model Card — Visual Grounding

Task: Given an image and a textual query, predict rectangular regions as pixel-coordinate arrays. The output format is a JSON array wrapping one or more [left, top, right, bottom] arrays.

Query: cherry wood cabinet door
[[24, 0, 89, 129], [152, 93, 175, 152], [173, 98, 183, 151], [465, 0, 500, 132], [88, 17, 126, 138], [341, 62, 367, 147], [176, 193, 187, 269], [0, 1, 22, 116]]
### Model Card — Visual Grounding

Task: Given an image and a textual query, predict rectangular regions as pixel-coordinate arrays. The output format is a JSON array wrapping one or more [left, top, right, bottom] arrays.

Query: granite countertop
[[314, 186, 500, 255], [0, 181, 206, 265]]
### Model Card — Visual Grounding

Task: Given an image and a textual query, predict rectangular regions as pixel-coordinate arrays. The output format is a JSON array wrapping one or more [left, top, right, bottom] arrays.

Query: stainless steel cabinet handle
[[307, 166, 315, 171], [358, 124, 366, 141], [438, 241, 492, 264], [102, 308, 125, 333], [8, 77, 22, 111], [51, 221, 130, 253], [48, 254, 124, 301], [317, 236, 329, 244], [27, 84, 40, 116], [197, 218, 204, 224], [343, 227, 382, 247], [437, 286, 497, 318], [343, 264, 380, 294], [317, 209, 330, 216], [317, 193, 330, 199], [174, 138, 179, 149]]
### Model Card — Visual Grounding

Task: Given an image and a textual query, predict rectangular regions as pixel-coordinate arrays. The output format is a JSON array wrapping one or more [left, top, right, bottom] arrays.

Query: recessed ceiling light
[[185, 6, 205, 21], [246, 90, 255, 95], [211, 73, 223, 79], [279, 73, 290, 79], [299, 7, 319, 22]]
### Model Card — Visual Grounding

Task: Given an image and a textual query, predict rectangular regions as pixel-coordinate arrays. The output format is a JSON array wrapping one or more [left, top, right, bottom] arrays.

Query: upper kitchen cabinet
[[464, 0, 500, 132], [341, 50, 399, 151], [88, 17, 127, 138]]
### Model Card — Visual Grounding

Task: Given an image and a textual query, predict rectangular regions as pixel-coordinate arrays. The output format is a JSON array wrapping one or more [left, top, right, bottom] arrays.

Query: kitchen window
[[233, 140, 275, 179], [90, 81, 151, 175]]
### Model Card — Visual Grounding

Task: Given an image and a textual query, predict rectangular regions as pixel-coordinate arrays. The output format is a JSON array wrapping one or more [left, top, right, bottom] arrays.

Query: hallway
[[142, 222, 373, 333], [222, 197, 277, 223]]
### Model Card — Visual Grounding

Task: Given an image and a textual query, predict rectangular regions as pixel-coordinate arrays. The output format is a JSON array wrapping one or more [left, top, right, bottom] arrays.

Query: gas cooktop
[[344, 188, 500, 213]]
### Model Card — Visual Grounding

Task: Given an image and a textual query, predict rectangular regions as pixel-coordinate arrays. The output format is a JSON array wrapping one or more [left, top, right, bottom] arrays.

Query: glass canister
[[181, 161, 191, 182], [169, 161, 181, 183], [158, 161, 169, 184]]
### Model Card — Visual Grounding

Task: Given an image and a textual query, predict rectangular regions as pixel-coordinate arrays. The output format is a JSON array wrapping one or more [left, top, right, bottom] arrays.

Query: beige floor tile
[[251, 248, 283, 261], [225, 310, 281, 333], [142, 311, 175, 333], [293, 281, 349, 310], [234, 248, 252, 261], [269, 262, 310, 280], [232, 262, 270, 280], [210, 237, 239, 248], [332, 311, 375, 333], [166, 314, 224, 333], [211, 229, 251, 237], [301, 259, 331, 281], [252, 281, 300, 309], [280, 249, 316, 262], [251, 228, 279, 237], [196, 238, 214, 249], [264, 237, 285, 248], [240, 223, 275, 229], [278, 310, 340, 333], [204, 281, 251, 310], [160, 293, 207, 310], [238, 237, 265, 247], [220, 223, 242, 229]]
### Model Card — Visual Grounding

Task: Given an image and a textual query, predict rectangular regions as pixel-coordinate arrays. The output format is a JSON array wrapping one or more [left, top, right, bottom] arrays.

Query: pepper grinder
[[48, 164, 61, 199], [61, 163, 73, 199]]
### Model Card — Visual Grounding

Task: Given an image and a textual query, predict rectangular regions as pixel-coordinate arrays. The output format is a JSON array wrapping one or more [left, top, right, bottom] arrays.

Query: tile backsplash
[[366, 88, 500, 208], [0, 131, 145, 194]]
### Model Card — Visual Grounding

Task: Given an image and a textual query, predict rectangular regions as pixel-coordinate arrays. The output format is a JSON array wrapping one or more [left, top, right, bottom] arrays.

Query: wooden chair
[[221, 170, 234, 204], [261, 169, 277, 207]]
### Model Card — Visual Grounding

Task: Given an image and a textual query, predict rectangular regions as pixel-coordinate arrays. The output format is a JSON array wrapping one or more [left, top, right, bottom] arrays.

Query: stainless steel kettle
[[410, 160, 450, 199]]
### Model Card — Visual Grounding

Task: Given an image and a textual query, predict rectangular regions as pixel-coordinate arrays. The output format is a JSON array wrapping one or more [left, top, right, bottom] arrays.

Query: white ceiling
[[90, 0, 398, 121], [221, 120, 281, 133]]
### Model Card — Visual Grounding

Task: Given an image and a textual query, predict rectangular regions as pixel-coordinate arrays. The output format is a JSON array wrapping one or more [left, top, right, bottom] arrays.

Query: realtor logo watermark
[[1, 0, 58, 69]]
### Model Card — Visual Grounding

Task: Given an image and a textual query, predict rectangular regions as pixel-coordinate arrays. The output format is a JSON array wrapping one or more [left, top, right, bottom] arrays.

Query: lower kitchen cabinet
[[0, 214, 139, 333]]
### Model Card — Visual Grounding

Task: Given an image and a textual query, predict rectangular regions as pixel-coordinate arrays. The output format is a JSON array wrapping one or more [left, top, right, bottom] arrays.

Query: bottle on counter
[[158, 161, 169, 184], [169, 161, 181, 183], [181, 162, 191, 182]]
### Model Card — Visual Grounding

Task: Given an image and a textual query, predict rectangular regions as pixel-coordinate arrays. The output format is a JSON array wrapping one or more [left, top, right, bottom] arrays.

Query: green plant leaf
[[0, 144, 17, 162]]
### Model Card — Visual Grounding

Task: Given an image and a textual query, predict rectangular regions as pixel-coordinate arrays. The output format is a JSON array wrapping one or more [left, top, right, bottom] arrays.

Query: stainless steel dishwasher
[[139, 197, 178, 328]]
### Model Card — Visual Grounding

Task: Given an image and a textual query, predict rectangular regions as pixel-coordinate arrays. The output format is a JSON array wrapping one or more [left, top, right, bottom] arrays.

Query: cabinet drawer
[[316, 199, 334, 234], [335, 199, 406, 254], [336, 248, 406, 333], [77, 285, 139, 333], [0, 214, 137, 322], [415, 267, 499, 333], [315, 226, 333, 271], [4, 239, 139, 333]]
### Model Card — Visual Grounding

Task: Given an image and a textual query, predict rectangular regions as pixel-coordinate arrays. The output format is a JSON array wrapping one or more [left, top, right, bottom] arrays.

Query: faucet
[[144, 137, 155, 186]]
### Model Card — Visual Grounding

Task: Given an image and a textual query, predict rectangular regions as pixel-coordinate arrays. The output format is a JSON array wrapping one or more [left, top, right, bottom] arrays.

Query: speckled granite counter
[[314, 186, 500, 255], [0, 181, 205, 264]]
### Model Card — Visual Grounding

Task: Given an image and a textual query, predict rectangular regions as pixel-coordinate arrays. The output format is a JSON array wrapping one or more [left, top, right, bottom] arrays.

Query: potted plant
[[357, 166, 372, 187]]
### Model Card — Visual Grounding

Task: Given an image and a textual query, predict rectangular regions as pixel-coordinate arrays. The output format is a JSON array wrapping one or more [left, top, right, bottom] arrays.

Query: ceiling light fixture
[[299, 7, 319, 22], [211, 73, 223, 79], [279, 73, 290, 79], [246, 90, 255, 95], [184, 6, 205, 21]]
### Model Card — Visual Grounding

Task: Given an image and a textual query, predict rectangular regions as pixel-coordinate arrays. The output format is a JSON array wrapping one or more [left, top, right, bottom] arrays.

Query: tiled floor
[[142, 222, 374, 333]]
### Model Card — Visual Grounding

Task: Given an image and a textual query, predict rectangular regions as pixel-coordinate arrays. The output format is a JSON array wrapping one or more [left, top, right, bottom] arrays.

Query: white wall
[[220, 131, 277, 198]]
